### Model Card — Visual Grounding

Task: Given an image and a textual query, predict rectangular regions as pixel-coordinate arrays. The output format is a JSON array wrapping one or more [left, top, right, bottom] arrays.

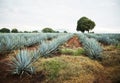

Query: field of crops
[[0, 33, 120, 83]]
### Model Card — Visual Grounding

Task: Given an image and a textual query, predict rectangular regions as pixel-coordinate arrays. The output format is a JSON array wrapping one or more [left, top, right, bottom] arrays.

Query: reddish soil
[[0, 55, 13, 83], [0, 44, 40, 83], [0, 52, 45, 83], [64, 36, 82, 48]]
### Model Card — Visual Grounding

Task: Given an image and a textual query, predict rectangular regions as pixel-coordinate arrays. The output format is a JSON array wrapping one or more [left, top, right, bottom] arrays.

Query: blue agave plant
[[39, 34, 73, 57], [97, 34, 118, 45], [78, 34, 102, 60], [10, 50, 35, 77], [83, 38, 102, 59]]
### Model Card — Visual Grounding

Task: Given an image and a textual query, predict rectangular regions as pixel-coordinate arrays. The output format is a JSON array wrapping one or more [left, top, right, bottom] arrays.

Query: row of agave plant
[[0, 33, 63, 54], [78, 34, 103, 60], [7, 33, 120, 77], [9, 33, 74, 77], [85, 33, 120, 45]]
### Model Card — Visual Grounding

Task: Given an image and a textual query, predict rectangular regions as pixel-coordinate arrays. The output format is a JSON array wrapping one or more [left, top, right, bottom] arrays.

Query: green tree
[[24, 31, 30, 33], [19, 31, 23, 33], [55, 31, 59, 33], [76, 17, 95, 33], [11, 28, 18, 33], [64, 31, 67, 33], [32, 30, 39, 33], [42, 28, 55, 33], [0, 28, 10, 33]]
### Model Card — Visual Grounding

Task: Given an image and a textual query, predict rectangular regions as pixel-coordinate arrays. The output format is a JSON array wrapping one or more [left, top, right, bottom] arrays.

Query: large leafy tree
[[11, 28, 18, 33], [42, 28, 55, 33], [0, 28, 10, 33], [76, 17, 95, 33]]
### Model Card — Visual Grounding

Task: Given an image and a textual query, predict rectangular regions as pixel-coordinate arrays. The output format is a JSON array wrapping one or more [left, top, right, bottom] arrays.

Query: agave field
[[0, 33, 120, 83]]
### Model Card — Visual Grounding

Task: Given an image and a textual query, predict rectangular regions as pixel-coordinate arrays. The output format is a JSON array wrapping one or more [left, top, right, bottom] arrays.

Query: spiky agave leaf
[[39, 41, 49, 56], [39, 34, 74, 57], [77, 33, 87, 43], [78, 33, 102, 60], [0, 33, 60, 53], [0, 35, 16, 53], [83, 38, 102, 59], [97, 34, 119, 45], [10, 50, 35, 77]]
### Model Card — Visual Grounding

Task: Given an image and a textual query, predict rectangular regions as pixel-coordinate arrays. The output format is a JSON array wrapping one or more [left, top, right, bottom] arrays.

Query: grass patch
[[60, 48, 73, 55], [60, 48, 84, 56], [73, 48, 85, 56], [116, 44, 120, 49], [42, 59, 66, 80], [33, 45, 120, 83], [102, 45, 120, 67], [33, 55, 107, 83]]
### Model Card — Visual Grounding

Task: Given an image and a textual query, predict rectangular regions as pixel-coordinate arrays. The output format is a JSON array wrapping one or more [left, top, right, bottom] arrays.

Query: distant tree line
[[0, 28, 34, 33], [0, 28, 11, 33], [41, 28, 65, 33], [0, 28, 67, 33], [0, 28, 18, 33]]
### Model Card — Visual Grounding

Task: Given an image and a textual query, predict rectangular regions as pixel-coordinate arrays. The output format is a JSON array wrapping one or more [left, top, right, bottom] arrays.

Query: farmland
[[0, 33, 120, 83]]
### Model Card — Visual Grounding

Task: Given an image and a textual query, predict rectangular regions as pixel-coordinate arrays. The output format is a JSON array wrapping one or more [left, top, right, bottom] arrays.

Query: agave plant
[[10, 50, 35, 77], [97, 34, 119, 45], [0, 35, 17, 53], [85, 33, 120, 46], [0, 33, 60, 53], [39, 39, 61, 57], [83, 38, 102, 59], [85, 33, 99, 39], [78, 33, 102, 60], [39, 34, 73, 57], [77, 33, 87, 43]]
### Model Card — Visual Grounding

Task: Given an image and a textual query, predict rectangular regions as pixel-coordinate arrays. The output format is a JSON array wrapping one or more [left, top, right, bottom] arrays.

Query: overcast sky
[[0, 0, 120, 33]]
